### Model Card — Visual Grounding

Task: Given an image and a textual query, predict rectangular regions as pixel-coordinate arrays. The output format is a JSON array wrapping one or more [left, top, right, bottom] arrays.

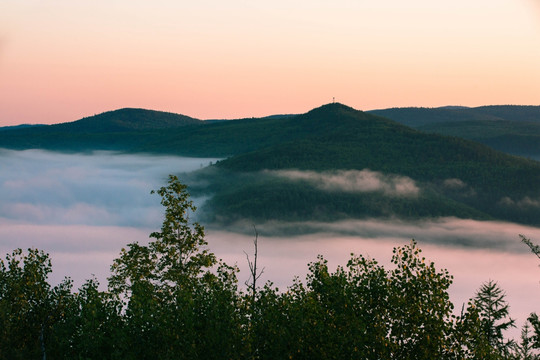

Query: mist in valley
[[1, 149, 540, 337]]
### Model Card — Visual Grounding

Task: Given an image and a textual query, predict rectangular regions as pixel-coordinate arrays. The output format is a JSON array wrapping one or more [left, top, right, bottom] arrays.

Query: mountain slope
[[189, 104, 540, 226], [369, 105, 540, 127], [0, 124, 46, 132], [216, 104, 531, 177], [0, 108, 204, 151], [3, 103, 540, 227], [369, 105, 540, 156], [64, 108, 202, 131]]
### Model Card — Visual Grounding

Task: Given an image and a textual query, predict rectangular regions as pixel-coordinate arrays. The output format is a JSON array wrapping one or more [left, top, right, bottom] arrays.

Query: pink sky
[[1, 0, 540, 126]]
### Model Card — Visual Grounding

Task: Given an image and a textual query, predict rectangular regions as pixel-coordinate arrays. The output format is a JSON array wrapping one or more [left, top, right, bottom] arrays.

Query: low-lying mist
[[266, 169, 420, 197], [1, 149, 540, 338]]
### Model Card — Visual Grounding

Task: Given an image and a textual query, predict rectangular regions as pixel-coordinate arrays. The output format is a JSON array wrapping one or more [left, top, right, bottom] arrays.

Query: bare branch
[[521, 234, 540, 260], [244, 226, 264, 302]]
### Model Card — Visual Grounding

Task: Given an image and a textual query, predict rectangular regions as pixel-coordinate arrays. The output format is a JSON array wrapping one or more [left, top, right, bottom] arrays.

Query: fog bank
[[1, 149, 540, 339], [266, 169, 420, 197]]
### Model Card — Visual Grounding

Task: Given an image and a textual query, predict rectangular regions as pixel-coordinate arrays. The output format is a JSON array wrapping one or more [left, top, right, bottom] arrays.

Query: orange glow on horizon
[[0, 0, 539, 125]]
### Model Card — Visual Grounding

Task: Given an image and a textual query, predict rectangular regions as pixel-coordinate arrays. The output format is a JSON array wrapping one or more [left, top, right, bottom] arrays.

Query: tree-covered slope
[[0, 178, 525, 359], [0, 108, 315, 156], [416, 120, 540, 157], [64, 108, 203, 131], [3, 103, 540, 158], [369, 105, 540, 156], [3, 102, 540, 226], [131, 114, 313, 157], [369, 105, 540, 127], [190, 104, 540, 226], [0, 108, 204, 152], [0, 124, 46, 132]]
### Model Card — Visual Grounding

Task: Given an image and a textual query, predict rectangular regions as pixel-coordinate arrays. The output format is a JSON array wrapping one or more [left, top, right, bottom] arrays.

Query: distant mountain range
[[369, 105, 540, 157], [2, 103, 540, 228], [0, 124, 46, 132], [3, 104, 539, 156]]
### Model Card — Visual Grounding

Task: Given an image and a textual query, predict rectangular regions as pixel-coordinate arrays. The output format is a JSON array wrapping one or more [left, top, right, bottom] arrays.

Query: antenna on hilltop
[[333, 97, 335, 104]]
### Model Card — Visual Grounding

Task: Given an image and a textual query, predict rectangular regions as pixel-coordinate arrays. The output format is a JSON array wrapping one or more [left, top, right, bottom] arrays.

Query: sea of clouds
[[0, 149, 220, 285], [1, 148, 540, 338]]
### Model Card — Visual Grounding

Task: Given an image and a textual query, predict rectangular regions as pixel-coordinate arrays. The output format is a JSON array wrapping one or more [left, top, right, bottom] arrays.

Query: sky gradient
[[1, 0, 540, 125]]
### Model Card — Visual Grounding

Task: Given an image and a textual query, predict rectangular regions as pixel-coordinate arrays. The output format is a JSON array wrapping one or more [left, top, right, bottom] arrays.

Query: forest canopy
[[1, 176, 539, 359]]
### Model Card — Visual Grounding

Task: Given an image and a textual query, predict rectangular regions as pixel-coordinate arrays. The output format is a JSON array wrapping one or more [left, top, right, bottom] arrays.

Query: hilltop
[[187, 104, 540, 227], [0, 108, 204, 152], [2, 103, 540, 157], [64, 108, 202, 131]]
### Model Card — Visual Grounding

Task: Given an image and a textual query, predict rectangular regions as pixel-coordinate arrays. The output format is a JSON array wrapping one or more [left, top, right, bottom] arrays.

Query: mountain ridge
[[55, 108, 203, 131], [368, 105, 540, 156], [2, 102, 540, 227], [179, 103, 540, 227]]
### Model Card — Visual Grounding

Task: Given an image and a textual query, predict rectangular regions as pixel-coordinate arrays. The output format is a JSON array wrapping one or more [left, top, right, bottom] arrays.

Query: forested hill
[[369, 105, 540, 127], [188, 103, 540, 227], [0, 108, 204, 152], [369, 105, 540, 156], [3, 102, 540, 227], [65, 108, 203, 131], [216, 103, 533, 177], [1, 103, 540, 158]]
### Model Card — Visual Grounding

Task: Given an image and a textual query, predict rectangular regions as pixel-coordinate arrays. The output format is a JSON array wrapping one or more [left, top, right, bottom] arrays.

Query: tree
[[291, 253, 391, 359], [47, 277, 124, 359], [470, 280, 515, 359], [4, 177, 532, 359], [521, 234, 540, 261], [0, 248, 72, 360], [244, 226, 264, 308], [512, 322, 539, 360], [108, 174, 217, 305], [386, 240, 456, 359], [148, 175, 217, 282], [522, 235, 540, 355], [242, 226, 267, 359], [107, 174, 238, 359], [253, 240, 460, 360]]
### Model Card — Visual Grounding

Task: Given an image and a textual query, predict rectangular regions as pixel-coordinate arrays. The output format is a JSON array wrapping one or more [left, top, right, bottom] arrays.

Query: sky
[[1, 0, 540, 126], [1, 149, 540, 339]]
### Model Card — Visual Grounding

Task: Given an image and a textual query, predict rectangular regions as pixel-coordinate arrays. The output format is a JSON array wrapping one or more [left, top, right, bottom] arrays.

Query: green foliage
[[0, 248, 73, 360], [201, 172, 492, 226], [512, 323, 539, 360], [4, 103, 540, 227], [386, 242, 455, 358], [106, 174, 241, 359], [471, 280, 516, 358], [109, 175, 216, 293], [284, 254, 392, 359], [370, 105, 540, 156], [48, 277, 124, 358], [149, 174, 216, 280], [3, 178, 538, 359], [244, 241, 473, 359], [191, 104, 540, 226], [369, 105, 540, 127], [522, 235, 540, 358]]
